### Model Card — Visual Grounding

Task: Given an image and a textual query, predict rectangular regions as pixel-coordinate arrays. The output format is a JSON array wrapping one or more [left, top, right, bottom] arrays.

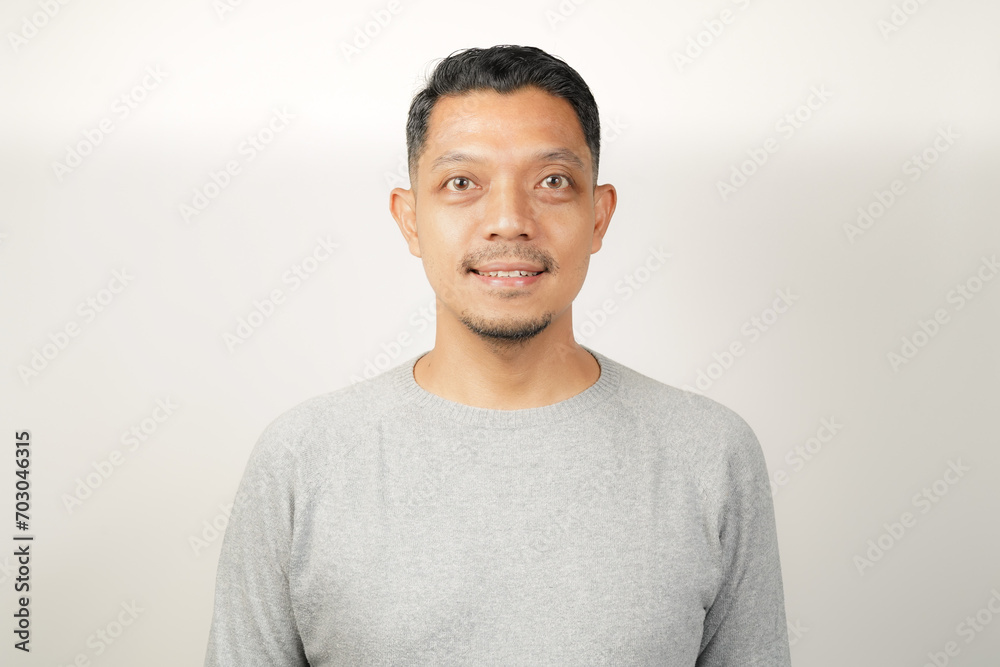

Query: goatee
[[459, 312, 553, 347]]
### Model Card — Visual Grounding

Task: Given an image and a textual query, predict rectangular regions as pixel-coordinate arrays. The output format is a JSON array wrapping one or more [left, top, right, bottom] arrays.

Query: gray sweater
[[204, 348, 791, 666]]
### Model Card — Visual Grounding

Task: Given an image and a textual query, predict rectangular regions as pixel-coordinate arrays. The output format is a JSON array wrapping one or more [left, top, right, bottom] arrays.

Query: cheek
[[416, 226, 466, 285], [562, 230, 595, 270], [417, 202, 480, 258], [567, 254, 591, 284]]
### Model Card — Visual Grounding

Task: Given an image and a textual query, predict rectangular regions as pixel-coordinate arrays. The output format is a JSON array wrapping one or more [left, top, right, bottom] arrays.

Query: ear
[[390, 187, 421, 257], [590, 183, 617, 254]]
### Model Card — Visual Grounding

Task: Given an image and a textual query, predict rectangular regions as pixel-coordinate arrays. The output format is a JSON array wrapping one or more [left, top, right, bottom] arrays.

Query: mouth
[[470, 269, 543, 277], [468, 264, 546, 287]]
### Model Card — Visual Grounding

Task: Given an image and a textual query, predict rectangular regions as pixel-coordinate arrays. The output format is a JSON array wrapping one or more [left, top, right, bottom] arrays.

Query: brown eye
[[446, 177, 472, 191], [543, 174, 570, 189]]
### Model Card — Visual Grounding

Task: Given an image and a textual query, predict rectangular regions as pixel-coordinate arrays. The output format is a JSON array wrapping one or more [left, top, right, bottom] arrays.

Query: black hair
[[405, 45, 601, 186]]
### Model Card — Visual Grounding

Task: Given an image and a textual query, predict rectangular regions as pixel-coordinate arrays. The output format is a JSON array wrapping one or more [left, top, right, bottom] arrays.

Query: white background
[[2, 0, 999, 665]]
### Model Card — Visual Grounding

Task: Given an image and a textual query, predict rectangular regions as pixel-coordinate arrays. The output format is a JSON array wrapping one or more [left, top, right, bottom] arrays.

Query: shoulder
[[598, 351, 757, 442], [246, 361, 409, 477], [594, 351, 766, 488]]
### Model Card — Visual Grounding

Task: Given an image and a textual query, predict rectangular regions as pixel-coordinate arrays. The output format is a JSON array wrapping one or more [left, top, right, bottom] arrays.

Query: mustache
[[460, 245, 559, 273]]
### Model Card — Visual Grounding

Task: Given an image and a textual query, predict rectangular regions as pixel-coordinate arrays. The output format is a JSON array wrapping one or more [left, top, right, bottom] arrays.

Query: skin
[[389, 85, 617, 410]]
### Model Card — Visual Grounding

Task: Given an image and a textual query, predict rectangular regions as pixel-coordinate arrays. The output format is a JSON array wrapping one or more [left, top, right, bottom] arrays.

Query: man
[[205, 45, 791, 666]]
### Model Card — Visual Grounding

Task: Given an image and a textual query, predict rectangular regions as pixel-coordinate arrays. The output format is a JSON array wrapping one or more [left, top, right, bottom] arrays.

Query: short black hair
[[405, 45, 601, 186]]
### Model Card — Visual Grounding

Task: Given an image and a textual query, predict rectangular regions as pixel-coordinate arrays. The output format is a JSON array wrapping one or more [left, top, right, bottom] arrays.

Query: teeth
[[477, 270, 540, 277]]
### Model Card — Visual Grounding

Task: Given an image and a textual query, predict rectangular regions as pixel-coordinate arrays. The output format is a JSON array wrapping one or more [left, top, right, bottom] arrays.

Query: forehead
[[422, 87, 589, 168]]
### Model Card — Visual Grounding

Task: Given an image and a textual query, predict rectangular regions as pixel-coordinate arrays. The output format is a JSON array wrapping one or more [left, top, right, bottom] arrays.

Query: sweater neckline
[[391, 346, 620, 429]]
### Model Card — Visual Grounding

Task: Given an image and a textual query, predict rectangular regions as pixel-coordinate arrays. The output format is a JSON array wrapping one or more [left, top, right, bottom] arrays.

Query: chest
[[289, 449, 720, 665]]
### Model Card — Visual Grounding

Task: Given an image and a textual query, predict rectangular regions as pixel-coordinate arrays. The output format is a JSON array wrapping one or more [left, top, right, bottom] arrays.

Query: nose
[[482, 178, 536, 240]]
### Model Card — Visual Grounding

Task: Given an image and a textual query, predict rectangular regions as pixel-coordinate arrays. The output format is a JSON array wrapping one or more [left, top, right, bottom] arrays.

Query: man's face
[[391, 85, 616, 345]]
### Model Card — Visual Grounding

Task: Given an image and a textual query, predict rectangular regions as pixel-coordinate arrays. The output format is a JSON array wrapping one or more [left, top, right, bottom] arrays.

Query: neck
[[414, 311, 600, 410]]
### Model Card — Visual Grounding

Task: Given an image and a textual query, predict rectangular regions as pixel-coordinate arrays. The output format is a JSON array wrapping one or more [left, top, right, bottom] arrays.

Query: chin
[[459, 312, 553, 343]]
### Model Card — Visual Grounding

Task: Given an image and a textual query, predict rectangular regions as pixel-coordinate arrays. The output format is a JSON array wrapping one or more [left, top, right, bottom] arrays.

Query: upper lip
[[471, 263, 545, 273]]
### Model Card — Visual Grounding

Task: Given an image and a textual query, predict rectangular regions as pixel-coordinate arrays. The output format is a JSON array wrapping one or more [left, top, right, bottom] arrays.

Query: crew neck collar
[[390, 346, 621, 429]]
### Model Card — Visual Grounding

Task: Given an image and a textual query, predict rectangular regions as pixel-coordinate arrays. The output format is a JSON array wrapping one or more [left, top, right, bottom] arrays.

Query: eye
[[445, 176, 474, 192], [541, 174, 572, 189]]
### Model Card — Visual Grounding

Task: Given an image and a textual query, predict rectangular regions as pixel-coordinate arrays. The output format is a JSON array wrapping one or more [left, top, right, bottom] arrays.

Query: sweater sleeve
[[204, 421, 309, 667], [697, 414, 791, 667]]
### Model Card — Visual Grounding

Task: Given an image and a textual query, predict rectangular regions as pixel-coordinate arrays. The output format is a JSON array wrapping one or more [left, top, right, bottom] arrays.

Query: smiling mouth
[[471, 269, 542, 277]]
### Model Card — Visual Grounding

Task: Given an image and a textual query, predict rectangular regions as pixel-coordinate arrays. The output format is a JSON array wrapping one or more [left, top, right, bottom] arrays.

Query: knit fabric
[[205, 348, 791, 666]]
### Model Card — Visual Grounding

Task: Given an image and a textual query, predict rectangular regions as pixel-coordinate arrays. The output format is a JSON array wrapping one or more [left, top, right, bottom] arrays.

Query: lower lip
[[471, 271, 544, 288]]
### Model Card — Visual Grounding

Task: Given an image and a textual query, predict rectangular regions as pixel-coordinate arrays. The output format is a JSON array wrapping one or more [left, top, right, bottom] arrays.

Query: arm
[[204, 424, 309, 666], [697, 417, 791, 666]]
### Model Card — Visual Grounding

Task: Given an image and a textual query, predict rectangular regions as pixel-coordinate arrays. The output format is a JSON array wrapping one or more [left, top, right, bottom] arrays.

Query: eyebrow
[[429, 148, 587, 173]]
